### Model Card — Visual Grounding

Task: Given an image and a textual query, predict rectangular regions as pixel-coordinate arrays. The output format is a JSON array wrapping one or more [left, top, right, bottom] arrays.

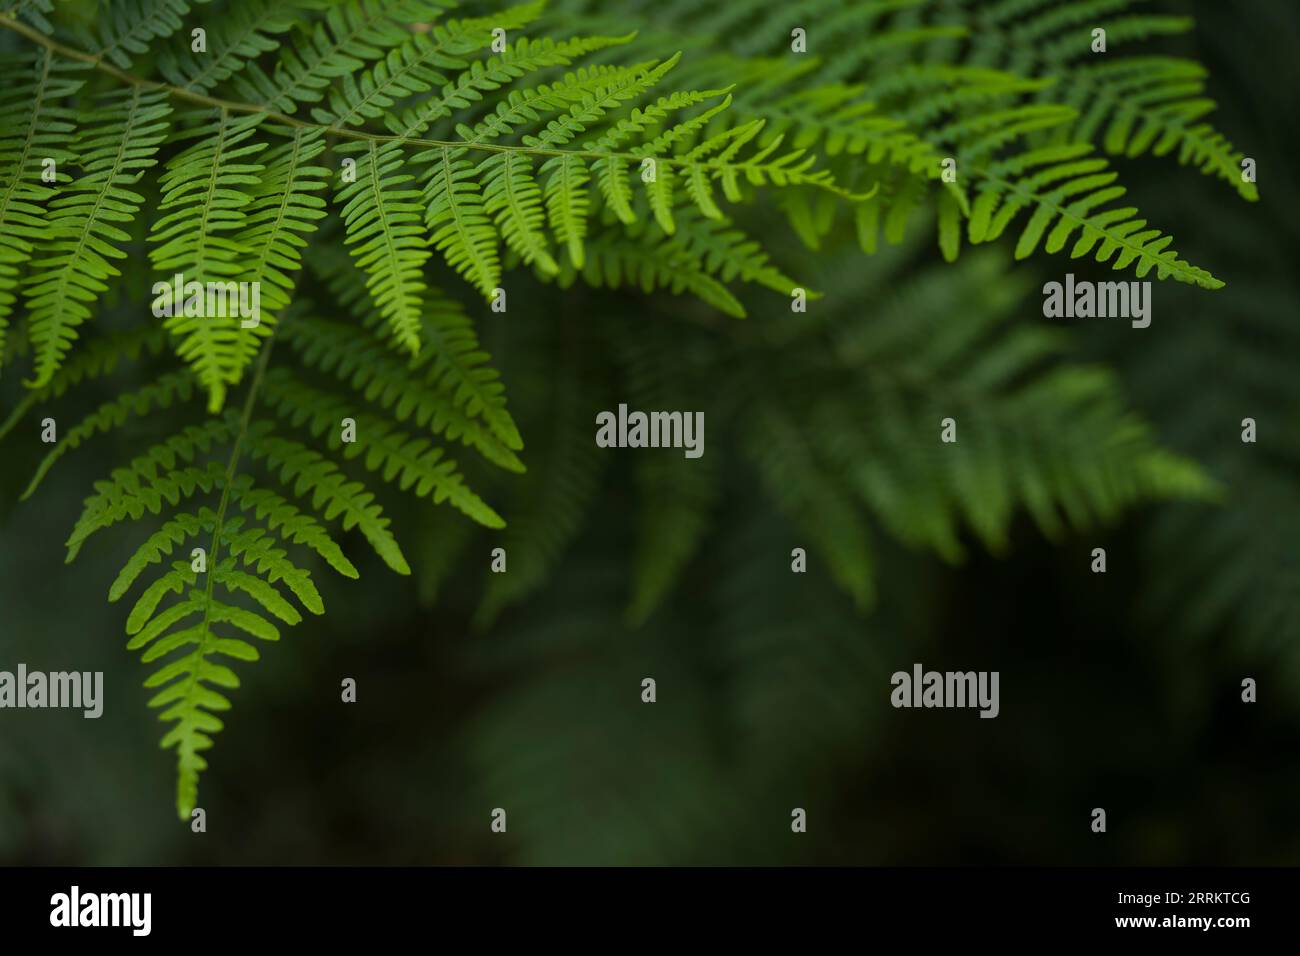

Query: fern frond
[[888, 65, 1056, 130], [392, 32, 635, 139], [458, 61, 646, 145], [64, 420, 234, 560], [312, 4, 546, 128], [407, 288, 522, 451], [220, 519, 325, 612], [243, 427, 412, 575], [419, 146, 500, 297], [541, 152, 591, 266], [583, 86, 726, 154], [230, 0, 456, 112], [0, 325, 169, 442], [260, 368, 505, 527], [112, 498, 355, 615], [149, 108, 267, 410], [474, 352, 605, 628], [124, 547, 303, 818], [54, 337, 463, 814], [562, 210, 794, 318], [23, 87, 171, 388], [513, 51, 685, 149], [21, 369, 199, 499], [941, 103, 1078, 164], [547, 0, 1233, 278], [159, 0, 305, 92], [280, 313, 524, 470], [782, 250, 1215, 571], [93, 0, 203, 69], [231, 481, 361, 578], [1047, 57, 1257, 202], [0, 51, 82, 364], [0, 0, 55, 34], [670, 211, 801, 296], [235, 127, 331, 348], [391, 46, 853, 299], [952, 0, 1253, 200], [570, 227, 741, 317], [109, 509, 213, 601], [968, 142, 1223, 287], [111, 500, 353, 615], [1039, 14, 1194, 64], [479, 152, 557, 274], [335, 140, 431, 352]]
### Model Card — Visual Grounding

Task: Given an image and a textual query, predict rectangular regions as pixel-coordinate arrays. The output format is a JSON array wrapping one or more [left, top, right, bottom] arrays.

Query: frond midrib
[[166, 330, 278, 814]]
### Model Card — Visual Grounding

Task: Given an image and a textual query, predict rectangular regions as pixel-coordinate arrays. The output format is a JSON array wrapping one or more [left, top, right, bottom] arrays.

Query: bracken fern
[[0, 0, 1243, 818]]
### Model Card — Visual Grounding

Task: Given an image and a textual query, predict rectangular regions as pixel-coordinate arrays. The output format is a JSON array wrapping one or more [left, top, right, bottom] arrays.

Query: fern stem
[[173, 332, 276, 757], [209, 334, 275, 574], [0, 14, 864, 197]]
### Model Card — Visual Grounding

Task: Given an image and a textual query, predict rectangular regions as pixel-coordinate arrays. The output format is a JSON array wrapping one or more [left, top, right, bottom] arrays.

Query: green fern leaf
[[457, 62, 646, 145], [302, 247, 522, 454], [1, 0, 56, 34], [22, 370, 198, 499], [233, 127, 330, 359], [231, 0, 457, 112], [335, 140, 431, 352], [392, 32, 634, 139], [159, 0, 305, 92], [409, 289, 522, 453], [24, 88, 171, 388], [540, 153, 590, 268], [261, 368, 505, 527], [64, 420, 234, 559], [93, 0, 204, 69], [969, 143, 1223, 287], [312, 4, 545, 128], [149, 109, 267, 410], [109, 509, 212, 602], [479, 152, 558, 274], [244, 428, 412, 575], [0, 51, 82, 364], [231, 481, 361, 579], [280, 314, 524, 470], [418, 146, 500, 298]]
